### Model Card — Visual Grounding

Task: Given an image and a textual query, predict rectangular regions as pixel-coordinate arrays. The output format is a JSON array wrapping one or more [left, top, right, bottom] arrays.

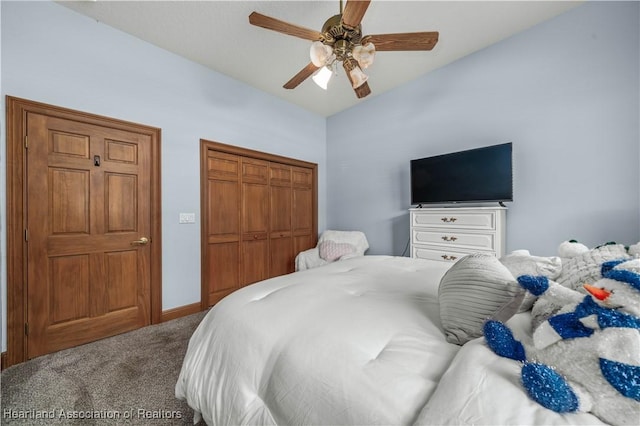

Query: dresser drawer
[[412, 245, 484, 263], [412, 229, 495, 251], [411, 210, 496, 230]]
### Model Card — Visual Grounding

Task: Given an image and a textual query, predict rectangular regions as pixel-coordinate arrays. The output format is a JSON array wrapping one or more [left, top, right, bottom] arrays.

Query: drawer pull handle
[[441, 236, 458, 242], [441, 217, 458, 223], [441, 254, 458, 261]]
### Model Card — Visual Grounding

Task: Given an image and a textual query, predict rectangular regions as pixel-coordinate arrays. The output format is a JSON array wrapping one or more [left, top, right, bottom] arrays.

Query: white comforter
[[176, 256, 604, 425]]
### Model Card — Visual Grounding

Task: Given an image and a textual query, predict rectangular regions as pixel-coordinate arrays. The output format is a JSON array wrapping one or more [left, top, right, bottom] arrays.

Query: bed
[[175, 255, 607, 425]]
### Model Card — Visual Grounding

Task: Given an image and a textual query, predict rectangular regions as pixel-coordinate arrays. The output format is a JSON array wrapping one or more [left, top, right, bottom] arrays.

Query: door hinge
[[24, 229, 28, 242], [24, 135, 28, 149], [25, 323, 29, 336]]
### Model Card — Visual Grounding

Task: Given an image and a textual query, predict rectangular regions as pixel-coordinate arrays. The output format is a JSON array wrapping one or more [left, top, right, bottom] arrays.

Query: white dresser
[[410, 206, 506, 263]]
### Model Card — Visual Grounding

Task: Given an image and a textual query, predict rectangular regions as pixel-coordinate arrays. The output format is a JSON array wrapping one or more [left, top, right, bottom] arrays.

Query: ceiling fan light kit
[[310, 39, 367, 90], [249, 0, 439, 99]]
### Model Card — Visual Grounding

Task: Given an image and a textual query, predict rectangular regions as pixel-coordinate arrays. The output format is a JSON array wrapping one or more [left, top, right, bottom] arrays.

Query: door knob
[[132, 237, 150, 245]]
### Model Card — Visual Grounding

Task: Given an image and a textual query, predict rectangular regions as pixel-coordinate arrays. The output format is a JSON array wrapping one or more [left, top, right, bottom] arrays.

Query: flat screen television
[[410, 142, 513, 205]]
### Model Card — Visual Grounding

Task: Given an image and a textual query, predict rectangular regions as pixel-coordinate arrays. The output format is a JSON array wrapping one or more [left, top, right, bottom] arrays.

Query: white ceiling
[[57, 0, 583, 117]]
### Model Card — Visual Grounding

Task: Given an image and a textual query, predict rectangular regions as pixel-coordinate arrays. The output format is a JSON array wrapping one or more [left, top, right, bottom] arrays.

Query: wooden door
[[241, 158, 270, 285], [205, 151, 241, 305], [25, 112, 152, 359], [269, 163, 294, 277]]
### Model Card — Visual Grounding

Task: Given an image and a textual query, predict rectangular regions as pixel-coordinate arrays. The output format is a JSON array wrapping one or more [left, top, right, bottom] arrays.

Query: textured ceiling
[[58, 1, 583, 117]]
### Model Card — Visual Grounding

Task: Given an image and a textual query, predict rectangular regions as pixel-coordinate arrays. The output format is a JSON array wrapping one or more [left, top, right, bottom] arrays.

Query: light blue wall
[[327, 1, 640, 257], [0, 1, 327, 351]]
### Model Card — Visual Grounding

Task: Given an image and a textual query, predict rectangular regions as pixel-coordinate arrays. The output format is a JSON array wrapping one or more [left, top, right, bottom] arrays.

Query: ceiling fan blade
[[249, 12, 324, 41], [283, 63, 320, 89], [341, 0, 371, 29], [362, 32, 439, 51], [354, 82, 371, 99]]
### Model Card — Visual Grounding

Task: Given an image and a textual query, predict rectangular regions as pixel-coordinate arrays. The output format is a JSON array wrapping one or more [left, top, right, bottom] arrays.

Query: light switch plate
[[179, 213, 196, 224]]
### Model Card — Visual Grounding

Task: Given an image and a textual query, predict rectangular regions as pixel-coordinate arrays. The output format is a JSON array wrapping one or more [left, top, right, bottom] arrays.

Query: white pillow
[[438, 253, 522, 345]]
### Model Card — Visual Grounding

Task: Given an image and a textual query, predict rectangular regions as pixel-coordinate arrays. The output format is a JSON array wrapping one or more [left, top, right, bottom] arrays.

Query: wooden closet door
[[269, 163, 294, 277], [241, 158, 269, 285], [200, 140, 318, 308], [205, 151, 241, 305]]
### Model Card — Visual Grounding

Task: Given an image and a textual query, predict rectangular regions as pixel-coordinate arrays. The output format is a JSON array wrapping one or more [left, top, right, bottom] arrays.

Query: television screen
[[410, 142, 513, 205]]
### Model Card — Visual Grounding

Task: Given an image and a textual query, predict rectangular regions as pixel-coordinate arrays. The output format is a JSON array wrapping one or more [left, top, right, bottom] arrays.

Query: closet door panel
[[292, 167, 314, 258], [269, 163, 293, 277], [269, 163, 292, 187], [242, 185, 268, 233], [294, 235, 314, 257], [270, 185, 292, 235], [292, 166, 312, 187], [270, 237, 294, 277], [269, 163, 292, 234], [207, 243, 239, 305], [206, 151, 240, 306], [292, 184, 312, 235], [241, 189, 269, 285], [242, 238, 269, 285], [208, 180, 240, 239], [241, 158, 269, 285]]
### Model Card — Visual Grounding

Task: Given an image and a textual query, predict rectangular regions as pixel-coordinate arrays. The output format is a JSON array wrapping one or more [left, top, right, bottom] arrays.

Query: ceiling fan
[[249, 0, 439, 99]]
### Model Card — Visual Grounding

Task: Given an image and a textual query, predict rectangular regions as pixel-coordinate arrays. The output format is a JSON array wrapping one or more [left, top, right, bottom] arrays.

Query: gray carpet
[[1, 311, 207, 425]]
